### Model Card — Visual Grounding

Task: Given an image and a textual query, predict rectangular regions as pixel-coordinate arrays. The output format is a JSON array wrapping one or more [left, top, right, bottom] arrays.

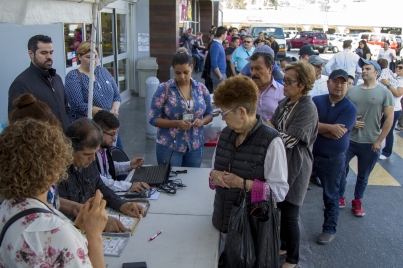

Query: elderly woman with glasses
[[209, 76, 289, 267], [267, 61, 318, 268], [379, 60, 403, 158]]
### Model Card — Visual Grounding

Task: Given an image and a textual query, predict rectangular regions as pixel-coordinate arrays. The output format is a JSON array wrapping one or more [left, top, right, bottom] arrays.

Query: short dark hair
[[243, 35, 253, 40], [28, 35, 52, 53], [269, 35, 275, 38], [93, 110, 120, 131], [377, 58, 389, 69], [250, 52, 274, 68], [172, 50, 193, 67], [231, 36, 240, 42], [253, 39, 262, 46], [65, 118, 103, 152], [215, 26, 227, 38]]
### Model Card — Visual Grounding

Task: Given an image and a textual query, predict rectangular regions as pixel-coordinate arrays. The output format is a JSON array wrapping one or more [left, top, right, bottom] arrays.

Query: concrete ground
[[118, 70, 403, 268]]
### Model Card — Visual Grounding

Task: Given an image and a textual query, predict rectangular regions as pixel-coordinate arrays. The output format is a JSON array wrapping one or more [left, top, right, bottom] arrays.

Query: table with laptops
[[104, 167, 219, 268]]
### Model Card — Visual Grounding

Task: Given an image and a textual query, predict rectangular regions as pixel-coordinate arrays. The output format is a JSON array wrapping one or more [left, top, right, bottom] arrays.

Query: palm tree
[[269, 0, 278, 10]]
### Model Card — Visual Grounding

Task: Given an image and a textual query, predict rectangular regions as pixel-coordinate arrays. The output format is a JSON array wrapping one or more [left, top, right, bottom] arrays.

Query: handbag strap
[[0, 208, 57, 247]]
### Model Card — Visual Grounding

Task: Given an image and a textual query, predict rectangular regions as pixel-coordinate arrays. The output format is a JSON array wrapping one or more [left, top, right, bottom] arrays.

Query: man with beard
[[249, 47, 284, 123], [8, 35, 70, 130], [312, 70, 357, 244], [93, 110, 150, 192]]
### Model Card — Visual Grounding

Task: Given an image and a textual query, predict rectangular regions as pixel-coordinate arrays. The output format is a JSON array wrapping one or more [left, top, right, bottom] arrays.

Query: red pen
[[148, 230, 163, 242]]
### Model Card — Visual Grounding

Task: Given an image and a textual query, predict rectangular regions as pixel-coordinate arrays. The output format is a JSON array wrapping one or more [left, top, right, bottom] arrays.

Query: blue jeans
[[339, 141, 380, 200], [380, 110, 401, 157], [156, 143, 204, 167], [313, 153, 346, 234], [192, 53, 204, 71]]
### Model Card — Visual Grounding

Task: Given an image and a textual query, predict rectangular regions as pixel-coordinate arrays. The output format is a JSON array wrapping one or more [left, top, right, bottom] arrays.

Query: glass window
[[118, 59, 127, 93], [117, 14, 127, 54], [101, 13, 114, 57], [64, 23, 84, 68]]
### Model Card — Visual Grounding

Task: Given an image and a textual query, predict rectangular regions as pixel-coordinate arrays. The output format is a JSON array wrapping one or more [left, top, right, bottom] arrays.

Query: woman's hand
[[120, 202, 145, 218], [177, 120, 192, 131], [110, 109, 119, 117], [222, 171, 244, 189], [210, 170, 230, 188], [192, 118, 204, 127]]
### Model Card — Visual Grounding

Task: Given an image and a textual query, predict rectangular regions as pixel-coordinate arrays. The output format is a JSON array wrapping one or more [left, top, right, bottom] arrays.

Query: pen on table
[[148, 230, 163, 242]]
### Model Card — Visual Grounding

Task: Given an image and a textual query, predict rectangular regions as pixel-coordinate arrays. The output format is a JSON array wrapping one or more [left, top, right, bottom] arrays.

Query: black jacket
[[58, 161, 125, 219], [8, 63, 70, 130], [212, 115, 279, 233]]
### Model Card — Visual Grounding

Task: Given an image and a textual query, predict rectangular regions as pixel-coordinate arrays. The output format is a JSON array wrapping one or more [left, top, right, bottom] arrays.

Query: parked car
[[357, 32, 398, 50], [287, 31, 329, 53], [249, 24, 287, 60], [284, 30, 297, 39]]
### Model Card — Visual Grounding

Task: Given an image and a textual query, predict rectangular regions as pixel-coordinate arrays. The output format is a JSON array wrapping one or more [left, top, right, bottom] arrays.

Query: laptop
[[129, 150, 173, 186]]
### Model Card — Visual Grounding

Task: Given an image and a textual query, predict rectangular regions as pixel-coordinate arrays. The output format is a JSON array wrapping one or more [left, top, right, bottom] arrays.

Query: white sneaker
[[379, 155, 388, 160]]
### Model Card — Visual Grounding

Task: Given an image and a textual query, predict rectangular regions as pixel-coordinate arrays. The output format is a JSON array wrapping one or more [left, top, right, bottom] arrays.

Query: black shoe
[[310, 176, 322, 187]]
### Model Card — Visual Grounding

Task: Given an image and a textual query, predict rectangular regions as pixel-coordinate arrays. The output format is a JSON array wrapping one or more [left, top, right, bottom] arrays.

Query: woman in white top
[[0, 119, 108, 267], [379, 60, 403, 159]]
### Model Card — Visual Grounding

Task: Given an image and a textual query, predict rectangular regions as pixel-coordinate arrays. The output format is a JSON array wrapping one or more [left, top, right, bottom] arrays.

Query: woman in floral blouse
[[0, 119, 108, 267], [150, 51, 213, 167]]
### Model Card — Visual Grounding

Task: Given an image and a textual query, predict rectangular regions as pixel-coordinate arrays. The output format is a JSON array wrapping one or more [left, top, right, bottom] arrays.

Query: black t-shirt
[[361, 47, 371, 59], [225, 47, 236, 77]]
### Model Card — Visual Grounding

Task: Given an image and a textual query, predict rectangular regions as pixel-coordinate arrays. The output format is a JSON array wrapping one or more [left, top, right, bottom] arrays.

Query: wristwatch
[[387, 84, 391, 88]]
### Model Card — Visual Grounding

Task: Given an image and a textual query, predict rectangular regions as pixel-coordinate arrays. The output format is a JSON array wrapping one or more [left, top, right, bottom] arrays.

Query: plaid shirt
[[58, 161, 125, 219]]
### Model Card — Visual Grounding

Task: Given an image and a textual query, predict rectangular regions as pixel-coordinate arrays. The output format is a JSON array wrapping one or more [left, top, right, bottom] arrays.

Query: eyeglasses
[[243, 41, 252, 43], [217, 106, 238, 117], [397, 66, 403, 70], [223, 42, 228, 44], [103, 131, 119, 137], [282, 78, 300, 86]]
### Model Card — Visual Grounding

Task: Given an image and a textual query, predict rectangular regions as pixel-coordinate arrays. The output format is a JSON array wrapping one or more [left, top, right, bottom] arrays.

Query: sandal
[[395, 125, 403, 131]]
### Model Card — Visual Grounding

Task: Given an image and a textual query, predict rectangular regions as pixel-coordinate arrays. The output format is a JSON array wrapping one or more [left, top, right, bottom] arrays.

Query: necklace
[[177, 84, 192, 110], [331, 102, 335, 107]]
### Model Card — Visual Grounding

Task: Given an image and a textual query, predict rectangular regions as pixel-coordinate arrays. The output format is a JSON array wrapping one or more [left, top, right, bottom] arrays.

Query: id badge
[[183, 113, 194, 122]]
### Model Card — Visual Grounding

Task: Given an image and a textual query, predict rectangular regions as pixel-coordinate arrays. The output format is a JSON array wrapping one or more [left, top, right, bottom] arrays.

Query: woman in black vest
[[268, 62, 318, 268], [209, 76, 289, 267]]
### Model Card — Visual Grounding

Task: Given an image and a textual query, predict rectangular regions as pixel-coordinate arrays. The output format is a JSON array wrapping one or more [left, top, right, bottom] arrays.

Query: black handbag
[[225, 181, 256, 268]]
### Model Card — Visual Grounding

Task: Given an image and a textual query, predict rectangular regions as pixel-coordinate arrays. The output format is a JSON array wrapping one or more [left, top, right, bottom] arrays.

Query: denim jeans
[[156, 143, 204, 167], [210, 71, 226, 91], [339, 141, 380, 200], [278, 201, 300, 264], [192, 53, 204, 71], [380, 110, 402, 157], [313, 153, 346, 234]]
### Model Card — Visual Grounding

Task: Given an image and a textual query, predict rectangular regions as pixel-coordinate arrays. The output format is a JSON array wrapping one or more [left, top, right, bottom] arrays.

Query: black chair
[[110, 146, 130, 181], [110, 146, 130, 162]]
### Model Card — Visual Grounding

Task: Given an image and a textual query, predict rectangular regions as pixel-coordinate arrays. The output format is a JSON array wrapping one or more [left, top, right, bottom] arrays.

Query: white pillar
[[337, 26, 346, 34], [303, 25, 311, 31], [373, 27, 381, 33]]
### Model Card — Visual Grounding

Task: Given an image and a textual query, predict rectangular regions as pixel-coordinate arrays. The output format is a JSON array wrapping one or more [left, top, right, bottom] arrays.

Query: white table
[[105, 167, 219, 268]]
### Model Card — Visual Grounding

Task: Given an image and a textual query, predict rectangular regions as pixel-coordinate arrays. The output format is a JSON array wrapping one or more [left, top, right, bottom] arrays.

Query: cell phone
[[122, 262, 147, 268]]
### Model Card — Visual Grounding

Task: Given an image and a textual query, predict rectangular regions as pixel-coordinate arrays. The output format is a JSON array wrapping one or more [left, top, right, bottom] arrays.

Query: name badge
[[183, 113, 194, 122]]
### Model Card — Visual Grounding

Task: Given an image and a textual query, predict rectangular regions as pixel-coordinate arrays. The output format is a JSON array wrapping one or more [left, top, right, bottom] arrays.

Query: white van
[[249, 24, 286, 60]]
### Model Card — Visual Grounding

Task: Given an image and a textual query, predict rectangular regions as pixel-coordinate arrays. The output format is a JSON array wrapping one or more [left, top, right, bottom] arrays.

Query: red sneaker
[[339, 197, 346, 208], [351, 199, 365, 217]]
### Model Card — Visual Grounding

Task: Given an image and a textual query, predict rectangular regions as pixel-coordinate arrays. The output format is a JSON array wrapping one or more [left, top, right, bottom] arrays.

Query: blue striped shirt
[[65, 66, 121, 121]]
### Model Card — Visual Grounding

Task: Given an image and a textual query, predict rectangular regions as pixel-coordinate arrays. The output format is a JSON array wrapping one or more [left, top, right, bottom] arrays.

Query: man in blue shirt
[[312, 69, 357, 245], [209, 26, 227, 90], [229, 35, 254, 76]]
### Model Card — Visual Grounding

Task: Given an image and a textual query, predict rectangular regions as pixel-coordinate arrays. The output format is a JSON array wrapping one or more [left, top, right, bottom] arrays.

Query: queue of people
[[1, 28, 400, 268]]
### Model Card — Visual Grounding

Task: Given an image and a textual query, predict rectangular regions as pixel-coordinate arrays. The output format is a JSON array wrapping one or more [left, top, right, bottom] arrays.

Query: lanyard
[[100, 150, 107, 176], [177, 85, 193, 111]]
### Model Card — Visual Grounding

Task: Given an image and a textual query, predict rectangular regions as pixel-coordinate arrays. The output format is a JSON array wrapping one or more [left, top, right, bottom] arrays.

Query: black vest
[[212, 115, 279, 233]]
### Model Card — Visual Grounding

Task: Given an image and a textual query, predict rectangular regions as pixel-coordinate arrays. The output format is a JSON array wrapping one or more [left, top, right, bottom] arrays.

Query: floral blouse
[[149, 78, 213, 153], [0, 198, 92, 268]]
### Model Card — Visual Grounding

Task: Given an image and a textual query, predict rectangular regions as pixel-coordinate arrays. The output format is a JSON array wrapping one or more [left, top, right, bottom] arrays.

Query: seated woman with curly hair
[[0, 119, 108, 267]]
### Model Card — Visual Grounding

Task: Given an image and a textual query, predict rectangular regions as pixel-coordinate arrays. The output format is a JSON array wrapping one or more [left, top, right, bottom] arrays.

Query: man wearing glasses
[[308, 55, 328, 97], [229, 35, 255, 77], [93, 110, 149, 193]]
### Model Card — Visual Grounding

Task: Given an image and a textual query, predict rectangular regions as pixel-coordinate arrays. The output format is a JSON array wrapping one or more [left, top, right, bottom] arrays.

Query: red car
[[287, 31, 329, 53]]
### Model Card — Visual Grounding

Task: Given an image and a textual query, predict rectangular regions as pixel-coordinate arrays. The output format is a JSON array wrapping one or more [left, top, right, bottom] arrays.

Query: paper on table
[[150, 190, 160, 200]]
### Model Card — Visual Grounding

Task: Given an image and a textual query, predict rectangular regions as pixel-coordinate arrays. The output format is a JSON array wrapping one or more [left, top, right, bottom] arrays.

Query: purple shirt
[[256, 78, 284, 121]]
